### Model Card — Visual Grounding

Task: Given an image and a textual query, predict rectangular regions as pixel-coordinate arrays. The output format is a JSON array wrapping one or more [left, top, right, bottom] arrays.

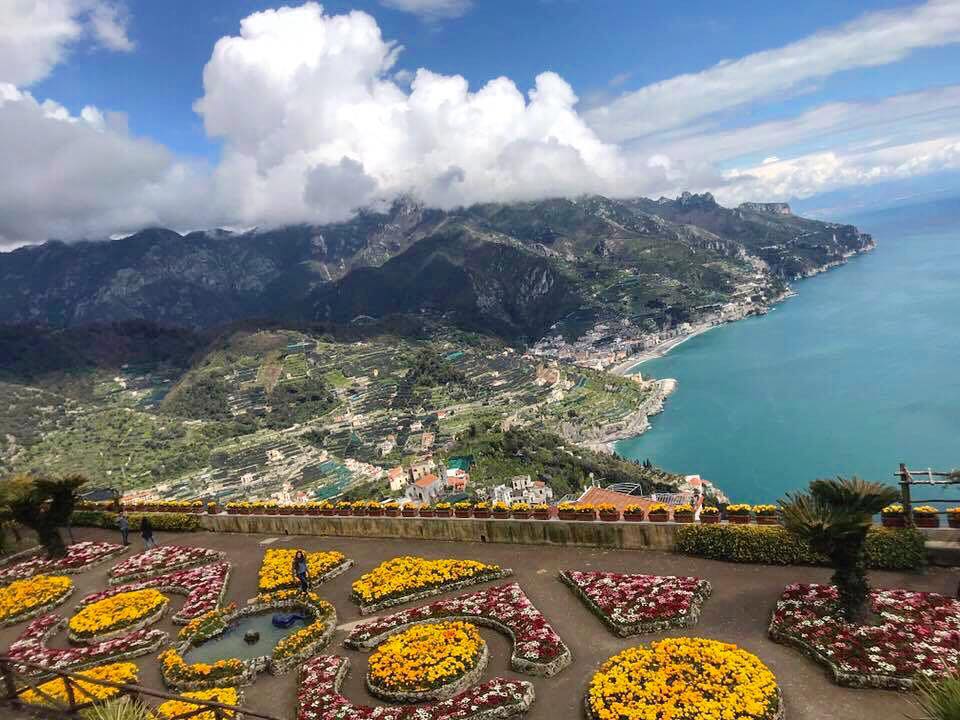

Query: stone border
[[0, 545, 43, 568], [69, 599, 168, 644], [299, 656, 536, 720], [347, 614, 571, 678], [558, 571, 712, 637], [0, 583, 75, 628], [585, 685, 784, 720], [353, 567, 513, 615], [110, 548, 228, 585], [768, 621, 914, 691], [366, 639, 490, 702]]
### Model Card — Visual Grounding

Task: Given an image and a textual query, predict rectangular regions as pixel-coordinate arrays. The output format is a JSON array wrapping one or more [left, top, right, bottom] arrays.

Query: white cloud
[[379, 0, 472, 20], [587, 0, 960, 142], [0, 0, 133, 86]]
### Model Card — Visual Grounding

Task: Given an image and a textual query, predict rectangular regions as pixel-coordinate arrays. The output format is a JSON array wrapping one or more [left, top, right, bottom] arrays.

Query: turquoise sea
[[616, 210, 960, 503]]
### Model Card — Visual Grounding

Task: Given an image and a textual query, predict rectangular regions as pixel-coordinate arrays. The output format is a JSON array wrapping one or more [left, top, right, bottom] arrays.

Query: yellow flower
[[368, 622, 484, 692], [257, 548, 347, 592], [156, 687, 238, 720], [20, 663, 138, 707], [68, 589, 166, 638], [0, 575, 72, 623], [350, 556, 501, 604]]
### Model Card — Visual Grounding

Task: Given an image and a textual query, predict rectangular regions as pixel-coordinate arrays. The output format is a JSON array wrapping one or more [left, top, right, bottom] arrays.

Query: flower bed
[[8, 614, 167, 677], [346, 582, 571, 677], [769, 583, 960, 690], [0, 575, 74, 627], [162, 590, 337, 689], [77, 562, 230, 625], [19, 662, 139, 709], [350, 556, 512, 615], [0, 541, 127, 583], [559, 570, 711, 637], [296, 655, 535, 720], [68, 588, 168, 643], [586, 638, 782, 720], [110, 546, 227, 585], [156, 687, 241, 720], [366, 621, 488, 702], [258, 548, 352, 593]]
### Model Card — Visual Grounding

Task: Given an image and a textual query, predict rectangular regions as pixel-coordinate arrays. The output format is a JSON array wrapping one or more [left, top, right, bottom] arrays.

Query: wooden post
[[899, 463, 914, 528], [63, 673, 77, 712]]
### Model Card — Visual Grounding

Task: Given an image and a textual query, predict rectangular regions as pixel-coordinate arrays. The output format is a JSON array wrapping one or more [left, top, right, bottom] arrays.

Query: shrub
[[674, 524, 926, 570], [70, 510, 201, 532]]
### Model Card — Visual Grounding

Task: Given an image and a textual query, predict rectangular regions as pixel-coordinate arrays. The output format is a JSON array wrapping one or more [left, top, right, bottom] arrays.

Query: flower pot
[[435, 509, 452, 518], [454, 510, 471, 518], [321, 508, 335, 517], [673, 512, 694, 524], [492, 511, 511, 520], [599, 512, 620, 522], [385, 508, 399, 517], [756, 515, 780, 525], [473, 510, 491, 519], [882, 515, 906, 528], [419, 509, 435, 518], [307, 508, 320, 516], [558, 511, 576, 521], [648, 512, 668, 523], [700, 514, 720, 524], [533, 511, 550, 520], [623, 512, 645, 522], [401, 509, 417, 518], [512, 511, 532, 520], [352, 507, 367, 516], [576, 511, 597, 521], [914, 515, 940, 528], [368, 508, 384, 517], [949, 516, 960, 529], [727, 515, 751, 524]]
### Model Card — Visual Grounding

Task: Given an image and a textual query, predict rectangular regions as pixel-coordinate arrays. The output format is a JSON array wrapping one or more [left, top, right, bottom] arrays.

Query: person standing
[[141, 516, 156, 549], [118, 511, 130, 546], [292, 551, 309, 593]]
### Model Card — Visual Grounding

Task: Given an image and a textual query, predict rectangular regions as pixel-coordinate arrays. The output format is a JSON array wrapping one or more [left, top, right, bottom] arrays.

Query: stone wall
[[200, 515, 679, 550]]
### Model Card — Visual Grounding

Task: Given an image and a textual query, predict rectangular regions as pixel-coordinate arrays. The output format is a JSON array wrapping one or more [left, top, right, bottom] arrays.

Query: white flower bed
[[0, 542, 127, 583], [110, 545, 227, 584]]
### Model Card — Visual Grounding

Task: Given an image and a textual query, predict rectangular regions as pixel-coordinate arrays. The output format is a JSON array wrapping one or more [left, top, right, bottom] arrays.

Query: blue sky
[[2, 0, 960, 245]]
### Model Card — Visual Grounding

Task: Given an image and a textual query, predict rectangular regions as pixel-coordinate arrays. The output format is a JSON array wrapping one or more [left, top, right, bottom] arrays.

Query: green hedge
[[70, 510, 201, 532], [674, 524, 926, 570]]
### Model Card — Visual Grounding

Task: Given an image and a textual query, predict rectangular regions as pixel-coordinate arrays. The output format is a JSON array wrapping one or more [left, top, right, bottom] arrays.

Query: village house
[[445, 467, 469, 493], [387, 466, 407, 493], [409, 459, 436, 482], [405, 473, 444, 504]]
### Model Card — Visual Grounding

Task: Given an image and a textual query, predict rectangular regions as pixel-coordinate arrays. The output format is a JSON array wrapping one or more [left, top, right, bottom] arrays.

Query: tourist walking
[[292, 550, 309, 593], [141, 517, 156, 549], [118, 511, 129, 546]]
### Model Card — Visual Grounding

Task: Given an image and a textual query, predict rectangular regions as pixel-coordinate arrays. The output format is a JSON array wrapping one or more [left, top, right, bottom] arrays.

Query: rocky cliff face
[[738, 202, 791, 215]]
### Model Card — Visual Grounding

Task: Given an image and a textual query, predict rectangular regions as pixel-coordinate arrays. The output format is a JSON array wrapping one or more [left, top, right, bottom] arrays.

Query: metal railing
[[0, 657, 284, 720], [896, 463, 960, 527]]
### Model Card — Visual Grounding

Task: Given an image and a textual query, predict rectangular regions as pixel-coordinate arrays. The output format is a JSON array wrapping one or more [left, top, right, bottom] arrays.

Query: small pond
[[183, 612, 307, 663]]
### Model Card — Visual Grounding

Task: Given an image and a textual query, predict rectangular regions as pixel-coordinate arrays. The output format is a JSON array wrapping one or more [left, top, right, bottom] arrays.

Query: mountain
[[0, 194, 873, 343]]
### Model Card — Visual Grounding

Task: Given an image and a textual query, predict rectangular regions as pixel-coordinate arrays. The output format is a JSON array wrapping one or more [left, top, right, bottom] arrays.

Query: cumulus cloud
[[379, 0, 472, 20], [0, 0, 133, 86], [586, 0, 960, 142]]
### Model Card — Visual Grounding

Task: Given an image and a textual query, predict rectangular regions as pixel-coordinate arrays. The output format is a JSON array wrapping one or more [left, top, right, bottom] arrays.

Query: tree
[[5, 474, 87, 558], [780, 476, 898, 623]]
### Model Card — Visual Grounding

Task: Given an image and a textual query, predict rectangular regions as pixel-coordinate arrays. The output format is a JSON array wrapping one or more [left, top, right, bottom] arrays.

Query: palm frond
[[809, 476, 899, 515], [912, 672, 960, 720]]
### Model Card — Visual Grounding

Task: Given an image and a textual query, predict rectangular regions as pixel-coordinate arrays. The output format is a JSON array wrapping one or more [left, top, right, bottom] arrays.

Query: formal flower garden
[[110, 545, 226, 584], [0, 541, 126, 583], [68, 588, 168, 642], [0, 575, 74, 627], [258, 548, 352, 592]]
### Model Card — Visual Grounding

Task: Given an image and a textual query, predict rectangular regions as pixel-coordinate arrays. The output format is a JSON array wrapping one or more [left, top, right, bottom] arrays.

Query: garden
[[0, 477, 957, 720]]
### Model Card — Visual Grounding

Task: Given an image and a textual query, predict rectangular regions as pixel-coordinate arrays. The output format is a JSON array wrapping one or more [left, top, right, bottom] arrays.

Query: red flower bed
[[0, 542, 126, 583], [296, 655, 534, 720], [110, 546, 227, 585], [769, 583, 960, 689], [559, 570, 711, 637]]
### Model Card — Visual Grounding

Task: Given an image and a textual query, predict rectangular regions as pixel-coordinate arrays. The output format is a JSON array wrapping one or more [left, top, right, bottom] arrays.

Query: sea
[[615, 198, 960, 503]]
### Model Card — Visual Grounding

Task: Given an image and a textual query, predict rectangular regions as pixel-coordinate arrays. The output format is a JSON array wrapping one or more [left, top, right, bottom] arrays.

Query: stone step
[[924, 540, 960, 567]]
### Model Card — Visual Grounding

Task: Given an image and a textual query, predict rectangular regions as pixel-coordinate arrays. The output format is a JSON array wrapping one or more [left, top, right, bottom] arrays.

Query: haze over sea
[[616, 198, 960, 503]]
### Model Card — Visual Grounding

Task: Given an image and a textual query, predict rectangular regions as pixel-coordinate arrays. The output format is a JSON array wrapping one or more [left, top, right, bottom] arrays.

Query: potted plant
[[434, 502, 452, 518], [491, 501, 511, 519], [419, 504, 436, 518], [473, 502, 491, 519], [597, 503, 620, 522], [753, 504, 780, 525], [726, 504, 752, 524], [367, 500, 384, 517], [575, 503, 597, 521], [511, 502, 532, 520], [623, 504, 645, 522], [948, 507, 960, 529], [557, 502, 577, 521], [401, 503, 418, 518], [454, 501, 472, 518], [647, 503, 669, 522], [880, 503, 906, 527], [191, 501, 204, 515], [913, 505, 940, 528], [352, 501, 368, 517], [532, 503, 551, 520], [320, 501, 335, 517], [699, 506, 720, 524], [279, 503, 294, 516], [672, 504, 694, 523], [335, 501, 352, 516], [225, 502, 237, 515], [383, 501, 400, 517]]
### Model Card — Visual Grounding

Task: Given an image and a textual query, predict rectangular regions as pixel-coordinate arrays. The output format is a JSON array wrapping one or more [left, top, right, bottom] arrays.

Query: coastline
[[608, 323, 720, 376]]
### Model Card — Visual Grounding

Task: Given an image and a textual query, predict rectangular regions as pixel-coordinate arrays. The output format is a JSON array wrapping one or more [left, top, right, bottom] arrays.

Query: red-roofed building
[[577, 487, 655, 514], [405, 473, 444, 504]]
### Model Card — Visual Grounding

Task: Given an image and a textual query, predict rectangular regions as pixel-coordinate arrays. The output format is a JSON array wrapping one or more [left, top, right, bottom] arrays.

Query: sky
[[2, 0, 960, 247]]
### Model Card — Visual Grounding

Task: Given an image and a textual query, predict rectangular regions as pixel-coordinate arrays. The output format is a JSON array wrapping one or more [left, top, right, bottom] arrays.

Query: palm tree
[[780, 476, 898, 623]]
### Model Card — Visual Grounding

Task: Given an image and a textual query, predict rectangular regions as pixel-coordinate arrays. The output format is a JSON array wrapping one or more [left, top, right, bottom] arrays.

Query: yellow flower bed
[[351, 556, 502, 605], [0, 575, 72, 624], [726, 503, 753, 514], [20, 662, 138, 708], [913, 505, 938, 515], [156, 687, 238, 720], [68, 589, 167, 639], [258, 548, 347, 592], [587, 637, 779, 720], [158, 648, 247, 686], [368, 621, 484, 692]]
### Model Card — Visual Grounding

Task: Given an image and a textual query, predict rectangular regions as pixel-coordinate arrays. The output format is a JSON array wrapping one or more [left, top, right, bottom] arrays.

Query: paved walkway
[[3, 527, 957, 720]]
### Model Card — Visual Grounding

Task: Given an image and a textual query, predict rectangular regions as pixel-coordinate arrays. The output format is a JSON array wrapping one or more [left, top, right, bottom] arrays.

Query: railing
[[896, 463, 960, 527], [0, 657, 284, 720]]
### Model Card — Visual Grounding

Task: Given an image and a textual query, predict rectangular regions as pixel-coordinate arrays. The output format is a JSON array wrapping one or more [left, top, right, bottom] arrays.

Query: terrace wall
[[200, 515, 679, 550]]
